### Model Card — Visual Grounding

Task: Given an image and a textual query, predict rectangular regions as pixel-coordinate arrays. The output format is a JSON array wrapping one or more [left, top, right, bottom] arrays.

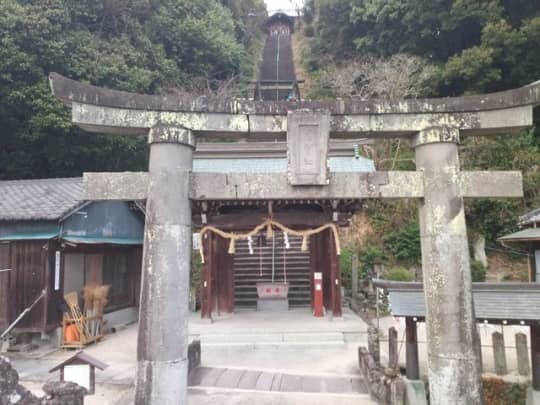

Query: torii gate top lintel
[[49, 73, 539, 138], [49, 73, 540, 116]]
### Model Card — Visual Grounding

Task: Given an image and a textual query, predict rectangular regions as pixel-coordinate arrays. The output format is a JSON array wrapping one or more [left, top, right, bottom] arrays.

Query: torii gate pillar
[[135, 124, 195, 404], [414, 127, 483, 404]]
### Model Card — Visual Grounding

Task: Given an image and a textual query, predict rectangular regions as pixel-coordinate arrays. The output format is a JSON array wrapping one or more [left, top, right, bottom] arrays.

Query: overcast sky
[[265, 0, 303, 15]]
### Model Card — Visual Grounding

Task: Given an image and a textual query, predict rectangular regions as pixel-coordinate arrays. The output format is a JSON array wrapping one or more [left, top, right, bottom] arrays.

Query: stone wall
[[358, 346, 406, 405], [0, 356, 86, 405]]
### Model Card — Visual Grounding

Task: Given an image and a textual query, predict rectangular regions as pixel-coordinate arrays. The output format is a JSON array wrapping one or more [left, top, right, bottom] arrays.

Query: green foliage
[[384, 266, 414, 282], [304, 0, 540, 95], [0, 0, 263, 180], [350, 0, 502, 61], [191, 250, 202, 290], [303, 24, 314, 38], [358, 245, 385, 278], [482, 376, 528, 405], [470, 260, 487, 282], [383, 221, 421, 266], [303, 0, 540, 255], [339, 246, 354, 292]]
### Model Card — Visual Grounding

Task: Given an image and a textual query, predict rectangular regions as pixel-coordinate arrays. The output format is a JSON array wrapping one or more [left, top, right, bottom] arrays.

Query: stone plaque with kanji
[[287, 110, 330, 186]]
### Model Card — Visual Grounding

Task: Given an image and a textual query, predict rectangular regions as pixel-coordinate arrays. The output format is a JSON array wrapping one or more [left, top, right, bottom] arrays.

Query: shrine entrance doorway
[[192, 143, 374, 319]]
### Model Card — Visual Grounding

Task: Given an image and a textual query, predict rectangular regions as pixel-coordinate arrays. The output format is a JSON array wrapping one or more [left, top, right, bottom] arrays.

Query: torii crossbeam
[[50, 73, 540, 405]]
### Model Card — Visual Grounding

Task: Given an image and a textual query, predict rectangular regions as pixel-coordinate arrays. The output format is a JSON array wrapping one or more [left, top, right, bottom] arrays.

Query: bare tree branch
[[319, 53, 434, 100]]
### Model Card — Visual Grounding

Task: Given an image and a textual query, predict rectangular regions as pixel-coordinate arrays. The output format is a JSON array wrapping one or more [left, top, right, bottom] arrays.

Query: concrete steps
[[189, 366, 369, 398], [233, 234, 311, 309], [193, 331, 345, 349], [259, 32, 296, 101]]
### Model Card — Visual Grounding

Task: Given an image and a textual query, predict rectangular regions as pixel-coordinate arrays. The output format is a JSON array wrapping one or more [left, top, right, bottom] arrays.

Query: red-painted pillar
[[313, 272, 324, 317], [200, 233, 213, 319], [329, 230, 342, 318]]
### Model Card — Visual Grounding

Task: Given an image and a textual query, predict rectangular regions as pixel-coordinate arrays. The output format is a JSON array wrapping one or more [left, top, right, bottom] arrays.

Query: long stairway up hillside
[[234, 233, 311, 309], [259, 33, 296, 101]]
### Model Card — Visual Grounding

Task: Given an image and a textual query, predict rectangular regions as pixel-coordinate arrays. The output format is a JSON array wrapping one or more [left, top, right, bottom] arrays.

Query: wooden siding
[[0, 242, 142, 334], [200, 233, 235, 317], [7, 241, 49, 331], [45, 241, 63, 332], [62, 244, 142, 312], [215, 235, 234, 314], [0, 243, 10, 330]]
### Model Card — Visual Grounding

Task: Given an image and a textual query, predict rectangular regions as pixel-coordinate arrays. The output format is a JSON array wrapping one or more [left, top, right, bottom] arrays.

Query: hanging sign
[[248, 236, 254, 255], [54, 251, 61, 291]]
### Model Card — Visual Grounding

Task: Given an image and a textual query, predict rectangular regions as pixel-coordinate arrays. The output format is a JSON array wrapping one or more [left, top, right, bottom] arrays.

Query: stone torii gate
[[49, 73, 540, 405]]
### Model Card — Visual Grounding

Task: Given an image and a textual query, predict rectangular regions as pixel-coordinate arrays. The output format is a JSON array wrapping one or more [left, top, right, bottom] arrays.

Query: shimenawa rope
[[198, 218, 341, 264]]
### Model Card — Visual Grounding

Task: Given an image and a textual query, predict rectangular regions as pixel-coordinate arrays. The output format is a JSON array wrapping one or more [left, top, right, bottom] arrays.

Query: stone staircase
[[233, 233, 311, 309], [189, 366, 368, 397], [259, 32, 296, 101]]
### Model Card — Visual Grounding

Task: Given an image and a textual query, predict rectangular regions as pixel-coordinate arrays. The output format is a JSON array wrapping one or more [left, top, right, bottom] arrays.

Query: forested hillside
[[300, 0, 540, 279], [1, 0, 538, 279], [0, 0, 266, 179]]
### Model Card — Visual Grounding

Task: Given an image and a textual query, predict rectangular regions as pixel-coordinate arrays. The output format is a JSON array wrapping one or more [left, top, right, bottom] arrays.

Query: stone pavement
[[8, 308, 375, 404], [187, 388, 375, 405]]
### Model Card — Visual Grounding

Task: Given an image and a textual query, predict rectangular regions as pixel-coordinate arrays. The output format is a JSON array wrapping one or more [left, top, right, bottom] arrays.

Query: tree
[[0, 0, 262, 180], [302, 0, 540, 264], [317, 53, 433, 99]]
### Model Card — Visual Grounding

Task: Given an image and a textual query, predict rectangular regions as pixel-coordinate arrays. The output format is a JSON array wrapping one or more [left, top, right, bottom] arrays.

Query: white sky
[[265, 0, 304, 15]]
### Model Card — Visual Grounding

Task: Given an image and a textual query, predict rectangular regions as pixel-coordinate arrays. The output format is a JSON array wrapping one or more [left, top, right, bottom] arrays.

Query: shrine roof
[[372, 280, 540, 323], [49, 73, 540, 115], [498, 227, 540, 243]]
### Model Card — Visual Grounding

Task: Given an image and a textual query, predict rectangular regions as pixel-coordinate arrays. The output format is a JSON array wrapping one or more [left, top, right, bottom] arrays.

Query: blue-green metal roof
[[61, 236, 143, 245], [0, 232, 59, 241], [0, 222, 59, 241]]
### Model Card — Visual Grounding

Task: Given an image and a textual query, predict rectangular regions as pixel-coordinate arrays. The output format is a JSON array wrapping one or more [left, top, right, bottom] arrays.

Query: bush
[[359, 245, 385, 278], [482, 376, 528, 405], [383, 221, 421, 266], [384, 266, 414, 282], [303, 24, 314, 37], [191, 250, 202, 308], [471, 259, 487, 282], [339, 247, 355, 293]]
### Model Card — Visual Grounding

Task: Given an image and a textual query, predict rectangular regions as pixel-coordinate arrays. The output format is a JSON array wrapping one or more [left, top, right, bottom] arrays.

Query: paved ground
[[7, 308, 376, 405], [188, 388, 375, 405]]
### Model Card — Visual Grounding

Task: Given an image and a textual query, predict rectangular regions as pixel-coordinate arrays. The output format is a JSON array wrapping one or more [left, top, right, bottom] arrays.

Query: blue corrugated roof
[[61, 236, 143, 245], [373, 280, 540, 321], [193, 156, 375, 173]]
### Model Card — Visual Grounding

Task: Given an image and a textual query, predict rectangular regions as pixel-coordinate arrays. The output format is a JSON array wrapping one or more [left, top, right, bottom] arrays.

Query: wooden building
[[192, 141, 374, 319], [0, 142, 374, 335], [499, 208, 540, 282], [0, 178, 144, 336]]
